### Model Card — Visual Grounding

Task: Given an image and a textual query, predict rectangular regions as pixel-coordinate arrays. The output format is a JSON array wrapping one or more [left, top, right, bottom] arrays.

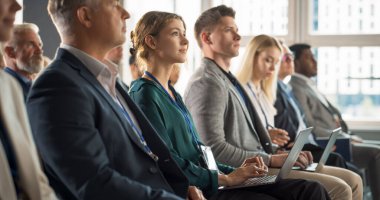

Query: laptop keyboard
[[241, 175, 277, 186]]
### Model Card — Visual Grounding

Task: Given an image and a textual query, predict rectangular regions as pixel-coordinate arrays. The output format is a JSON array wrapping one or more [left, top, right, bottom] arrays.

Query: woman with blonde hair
[[237, 35, 363, 200], [128, 11, 331, 200], [236, 34, 290, 146]]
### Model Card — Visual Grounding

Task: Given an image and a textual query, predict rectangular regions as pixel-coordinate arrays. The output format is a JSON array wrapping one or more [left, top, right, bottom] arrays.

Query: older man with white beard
[[3, 23, 44, 100]]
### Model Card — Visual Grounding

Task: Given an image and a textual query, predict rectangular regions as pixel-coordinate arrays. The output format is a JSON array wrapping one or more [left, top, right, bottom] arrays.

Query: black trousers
[[209, 179, 330, 200]]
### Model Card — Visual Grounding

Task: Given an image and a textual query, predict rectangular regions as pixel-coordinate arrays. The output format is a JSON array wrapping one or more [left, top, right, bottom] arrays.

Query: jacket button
[[149, 166, 158, 174]]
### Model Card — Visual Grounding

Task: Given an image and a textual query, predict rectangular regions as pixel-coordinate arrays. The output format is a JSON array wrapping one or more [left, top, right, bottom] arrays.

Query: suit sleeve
[[290, 86, 330, 137], [129, 86, 219, 197], [27, 71, 183, 200], [274, 89, 298, 141], [185, 77, 270, 167]]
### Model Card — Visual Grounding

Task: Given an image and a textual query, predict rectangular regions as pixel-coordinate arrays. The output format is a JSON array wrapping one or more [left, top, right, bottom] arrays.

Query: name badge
[[200, 145, 218, 171]]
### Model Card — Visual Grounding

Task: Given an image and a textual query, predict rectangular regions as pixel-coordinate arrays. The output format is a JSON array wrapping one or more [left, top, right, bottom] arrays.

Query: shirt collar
[[247, 81, 262, 96], [205, 57, 238, 86], [293, 72, 314, 85], [60, 44, 119, 97], [4, 67, 31, 85]]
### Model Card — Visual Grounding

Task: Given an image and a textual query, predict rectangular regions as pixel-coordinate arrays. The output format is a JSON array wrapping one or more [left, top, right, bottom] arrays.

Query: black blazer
[[26, 49, 188, 200], [274, 81, 301, 142]]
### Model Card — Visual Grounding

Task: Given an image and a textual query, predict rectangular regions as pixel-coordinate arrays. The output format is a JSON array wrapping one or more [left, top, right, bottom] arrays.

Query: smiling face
[[252, 47, 281, 82], [154, 19, 188, 64], [0, 0, 21, 41], [208, 16, 241, 59]]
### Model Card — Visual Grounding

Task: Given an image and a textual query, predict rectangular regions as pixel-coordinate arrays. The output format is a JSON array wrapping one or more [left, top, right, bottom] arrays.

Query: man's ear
[[144, 35, 157, 50], [4, 46, 16, 59], [76, 6, 93, 28], [200, 32, 212, 45]]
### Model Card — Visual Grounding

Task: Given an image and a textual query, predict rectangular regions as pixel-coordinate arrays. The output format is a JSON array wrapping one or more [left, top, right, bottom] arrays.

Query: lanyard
[[233, 82, 248, 107], [115, 96, 158, 161], [246, 83, 273, 129], [144, 71, 202, 148]]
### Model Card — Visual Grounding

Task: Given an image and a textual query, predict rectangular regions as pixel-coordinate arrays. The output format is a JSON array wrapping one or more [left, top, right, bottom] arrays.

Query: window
[[316, 47, 380, 120], [306, 0, 380, 122], [212, 0, 293, 75], [121, 0, 380, 125], [15, 0, 23, 24], [311, 0, 380, 34], [212, 0, 289, 36]]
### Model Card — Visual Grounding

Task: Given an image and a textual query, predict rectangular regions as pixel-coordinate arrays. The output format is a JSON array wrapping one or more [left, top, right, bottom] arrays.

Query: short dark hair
[[194, 5, 235, 48], [289, 43, 311, 60]]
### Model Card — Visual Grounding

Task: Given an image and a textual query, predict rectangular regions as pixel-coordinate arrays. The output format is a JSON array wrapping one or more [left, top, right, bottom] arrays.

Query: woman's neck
[[145, 59, 174, 92], [250, 77, 261, 89]]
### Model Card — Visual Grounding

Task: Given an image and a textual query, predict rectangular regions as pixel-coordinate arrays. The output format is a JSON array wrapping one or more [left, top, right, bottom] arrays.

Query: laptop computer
[[219, 127, 313, 190], [296, 127, 342, 172]]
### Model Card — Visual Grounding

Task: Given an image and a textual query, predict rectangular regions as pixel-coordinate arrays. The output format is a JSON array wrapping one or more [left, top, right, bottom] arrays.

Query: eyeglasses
[[282, 53, 294, 63]]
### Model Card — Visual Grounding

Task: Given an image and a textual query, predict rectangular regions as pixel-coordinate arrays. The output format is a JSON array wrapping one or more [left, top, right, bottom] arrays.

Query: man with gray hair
[[3, 23, 44, 100], [0, 0, 57, 199], [27, 1, 194, 200]]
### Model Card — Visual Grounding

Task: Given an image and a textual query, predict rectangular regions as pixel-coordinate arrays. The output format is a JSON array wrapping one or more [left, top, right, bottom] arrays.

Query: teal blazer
[[129, 78, 234, 196]]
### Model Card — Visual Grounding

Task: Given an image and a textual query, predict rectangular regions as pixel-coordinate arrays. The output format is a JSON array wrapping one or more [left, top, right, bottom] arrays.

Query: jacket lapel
[[205, 60, 260, 142], [57, 49, 149, 155], [116, 82, 177, 160], [277, 82, 290, 110], [291, 76, 337, 117]]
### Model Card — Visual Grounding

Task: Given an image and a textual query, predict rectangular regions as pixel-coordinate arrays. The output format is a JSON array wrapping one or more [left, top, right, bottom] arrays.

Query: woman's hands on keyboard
[[218, 156, 268, 186]]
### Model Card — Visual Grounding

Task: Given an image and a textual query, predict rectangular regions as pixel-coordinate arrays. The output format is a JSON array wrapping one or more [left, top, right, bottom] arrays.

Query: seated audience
[[184, 6, 362, 200], [129, 10, 330, 200], [236, 34, 363, 200], [274, 41, 362, 174], [0, 0, 57, 199], [289, 43, 380, 200], [26, 1, 201, 199]]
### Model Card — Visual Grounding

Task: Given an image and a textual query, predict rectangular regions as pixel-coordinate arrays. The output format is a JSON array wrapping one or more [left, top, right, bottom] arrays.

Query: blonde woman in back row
[[236, 34, 363, 200]]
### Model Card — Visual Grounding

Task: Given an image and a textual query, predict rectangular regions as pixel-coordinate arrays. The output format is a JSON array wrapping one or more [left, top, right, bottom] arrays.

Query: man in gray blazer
[[184, 5, 363, 200], [289, 43, 380, 199], [0, 0, 57, 199]]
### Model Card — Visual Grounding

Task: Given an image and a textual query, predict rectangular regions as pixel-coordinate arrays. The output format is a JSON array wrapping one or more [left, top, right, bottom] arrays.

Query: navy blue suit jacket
[[26, 48, 188, 200], [274, 81, 300, 142]]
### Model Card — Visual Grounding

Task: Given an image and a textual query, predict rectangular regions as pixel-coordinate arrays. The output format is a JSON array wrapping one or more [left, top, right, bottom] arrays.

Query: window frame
[[299, 0, 380, 47], [298, 0, 380, 129], [121, 0, 380, 129]]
